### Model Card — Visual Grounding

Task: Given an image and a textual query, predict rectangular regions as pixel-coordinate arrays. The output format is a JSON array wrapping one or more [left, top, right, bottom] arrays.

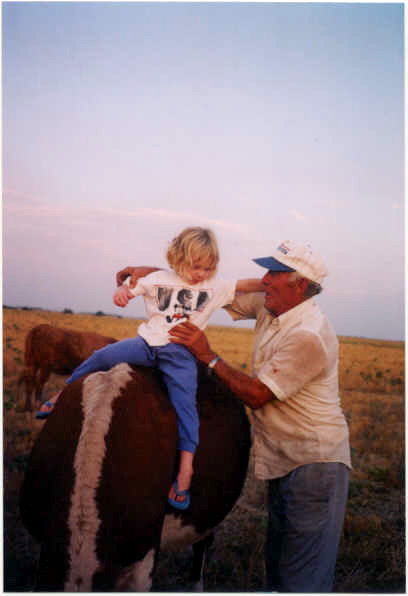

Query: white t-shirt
[[225, 293, 351, 480], [126, 270, 237, 346]]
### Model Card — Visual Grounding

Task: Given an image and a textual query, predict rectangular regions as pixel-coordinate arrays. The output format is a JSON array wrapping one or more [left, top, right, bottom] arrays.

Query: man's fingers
[[170, 330, 191, 340], [169, 321, 198, 333], [169, 329, 194, 340], [181, 321, 199, 330]]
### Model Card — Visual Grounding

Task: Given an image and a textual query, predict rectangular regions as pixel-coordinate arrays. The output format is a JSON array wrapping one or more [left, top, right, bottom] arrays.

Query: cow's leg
[[115, 548, 157, 591], [24, 378, 35, 412], [16, 376, 28, 412], [191, 533, 214, 591], [34, 368, 50, 405], [34, 544, 67, 591], [17, 369, 36, 412]]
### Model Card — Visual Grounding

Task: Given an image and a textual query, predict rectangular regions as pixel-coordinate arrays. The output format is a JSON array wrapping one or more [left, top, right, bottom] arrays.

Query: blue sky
[[3, 2, 405, 340]]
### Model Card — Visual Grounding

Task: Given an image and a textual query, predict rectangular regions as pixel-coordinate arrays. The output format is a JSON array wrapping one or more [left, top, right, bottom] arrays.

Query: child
[[36, 227, 263, 510]]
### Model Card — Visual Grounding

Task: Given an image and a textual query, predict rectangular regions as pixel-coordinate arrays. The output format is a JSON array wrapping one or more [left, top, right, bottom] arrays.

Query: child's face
[[180, 260, 216, 285]]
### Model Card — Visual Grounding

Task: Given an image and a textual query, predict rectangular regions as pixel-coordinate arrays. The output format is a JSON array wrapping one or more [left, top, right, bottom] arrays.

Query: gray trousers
[[266, 462, 349, 592]]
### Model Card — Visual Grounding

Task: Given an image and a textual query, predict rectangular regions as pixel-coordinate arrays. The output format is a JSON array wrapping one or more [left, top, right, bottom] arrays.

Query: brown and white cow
[[17, 324, 117, 411], [20, 361, 251, 591]]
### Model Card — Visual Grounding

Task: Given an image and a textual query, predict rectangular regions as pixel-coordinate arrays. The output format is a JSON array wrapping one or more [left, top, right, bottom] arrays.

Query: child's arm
[[235, 278, 264, 294]]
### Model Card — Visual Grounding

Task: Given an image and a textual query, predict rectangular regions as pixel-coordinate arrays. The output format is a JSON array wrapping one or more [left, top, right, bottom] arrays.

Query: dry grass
[[338, 336, 405, 395], [3, 306, 405, 592]]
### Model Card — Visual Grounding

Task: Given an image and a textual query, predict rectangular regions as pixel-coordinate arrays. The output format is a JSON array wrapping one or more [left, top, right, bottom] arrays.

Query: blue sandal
[[167, 480, 191, 511], [35, 400, 54, 419]]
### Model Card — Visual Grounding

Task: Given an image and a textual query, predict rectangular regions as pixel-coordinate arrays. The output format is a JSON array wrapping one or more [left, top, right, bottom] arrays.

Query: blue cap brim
[[253, 256, 295, 272]]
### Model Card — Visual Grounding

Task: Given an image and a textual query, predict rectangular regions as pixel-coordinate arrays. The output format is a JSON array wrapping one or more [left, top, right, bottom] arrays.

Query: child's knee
[[178, 438, 197, 453], [92, 346, 114, 369]]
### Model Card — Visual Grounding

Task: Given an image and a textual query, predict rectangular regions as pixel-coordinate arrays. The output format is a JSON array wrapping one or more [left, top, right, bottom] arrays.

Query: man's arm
[[235, 278, 264, 293], [116, 266, 161, 288], [169, 321, 277, 410], [115, 266, 162, 308]]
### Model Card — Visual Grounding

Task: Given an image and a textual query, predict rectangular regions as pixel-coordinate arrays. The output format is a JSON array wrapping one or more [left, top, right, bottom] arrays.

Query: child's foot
[[168, 479, 191, 510], [35, 391, 61, 419], [35, 400, 55, 419]]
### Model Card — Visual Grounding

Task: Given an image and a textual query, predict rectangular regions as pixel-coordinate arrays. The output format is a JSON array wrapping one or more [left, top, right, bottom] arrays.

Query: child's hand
[[113, 286, 133, 308]]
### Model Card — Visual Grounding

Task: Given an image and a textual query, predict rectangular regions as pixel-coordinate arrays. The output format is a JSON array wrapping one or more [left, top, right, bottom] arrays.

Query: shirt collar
[[271, 298, 316, 329]]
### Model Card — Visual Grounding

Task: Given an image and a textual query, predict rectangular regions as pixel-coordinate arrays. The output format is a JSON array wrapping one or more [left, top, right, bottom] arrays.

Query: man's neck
[[268, 296, 309, 318]]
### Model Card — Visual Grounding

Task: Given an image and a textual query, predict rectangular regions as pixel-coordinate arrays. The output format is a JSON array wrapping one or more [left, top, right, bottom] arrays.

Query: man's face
[[262, 271, 307, 316]]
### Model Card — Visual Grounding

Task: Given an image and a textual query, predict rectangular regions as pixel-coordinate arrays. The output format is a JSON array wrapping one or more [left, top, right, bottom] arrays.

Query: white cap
[[253, 240, 328, 285]]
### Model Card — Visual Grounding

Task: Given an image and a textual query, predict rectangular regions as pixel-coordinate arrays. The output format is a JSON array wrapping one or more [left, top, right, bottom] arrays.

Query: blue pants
[[265, 462, 349, 592], [66, 336, 198, 453]]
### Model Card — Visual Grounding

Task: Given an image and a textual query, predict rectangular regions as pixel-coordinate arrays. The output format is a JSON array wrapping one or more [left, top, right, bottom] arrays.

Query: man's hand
[[113, 285, 134, 308], [170, 321, 275, 409], [116, 266, 160, 288], [169, 321, 216, 365]]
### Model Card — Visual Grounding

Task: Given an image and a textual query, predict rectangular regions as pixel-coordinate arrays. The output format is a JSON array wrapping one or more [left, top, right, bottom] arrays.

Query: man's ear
[[297, 277, 309, 294]]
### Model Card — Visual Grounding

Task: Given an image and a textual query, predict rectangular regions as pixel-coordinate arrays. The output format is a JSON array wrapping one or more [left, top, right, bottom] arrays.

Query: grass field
[[3, 306, 405, 592]]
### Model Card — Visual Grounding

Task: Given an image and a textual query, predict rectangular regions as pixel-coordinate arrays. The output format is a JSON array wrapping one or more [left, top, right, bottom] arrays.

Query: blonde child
[[36, 227, 263, 509]]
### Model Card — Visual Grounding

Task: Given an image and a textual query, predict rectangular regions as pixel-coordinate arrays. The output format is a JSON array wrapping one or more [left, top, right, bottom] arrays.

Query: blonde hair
[[166, 227, 219, 278]]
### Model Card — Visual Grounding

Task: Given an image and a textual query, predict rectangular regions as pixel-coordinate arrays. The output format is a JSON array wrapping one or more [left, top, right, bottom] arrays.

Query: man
[[116, 240, 351, 592]]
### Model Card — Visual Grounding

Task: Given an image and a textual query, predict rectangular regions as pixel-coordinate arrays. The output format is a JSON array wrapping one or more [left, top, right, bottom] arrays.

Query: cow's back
[[77, 331, 117, 361], [20, 362, 250, 591], [25, 324, 70, 370], [25, 325, 83, 373], [25, 324, 117, 374]]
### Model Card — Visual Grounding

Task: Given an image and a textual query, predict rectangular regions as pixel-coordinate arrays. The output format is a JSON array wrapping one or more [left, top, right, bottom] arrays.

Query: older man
[[116, 241, 351, 592]]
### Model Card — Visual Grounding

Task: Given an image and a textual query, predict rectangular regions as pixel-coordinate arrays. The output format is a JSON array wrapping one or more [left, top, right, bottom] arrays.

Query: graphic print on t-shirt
[[156, 286, 212, 324]]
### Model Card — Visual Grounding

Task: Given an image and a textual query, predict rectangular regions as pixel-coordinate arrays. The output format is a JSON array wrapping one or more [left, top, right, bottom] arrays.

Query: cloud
[[3, 192, 259, 283], [289, 208, 308, 222], [3, 188, 43, 206], [3, 192, 251, 238], [99, 206, 250, 237]]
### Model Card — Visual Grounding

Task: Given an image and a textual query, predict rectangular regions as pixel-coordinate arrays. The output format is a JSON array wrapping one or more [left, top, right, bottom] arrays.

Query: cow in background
[[17, 324, 117, 411], [20, 362, 251, 591]]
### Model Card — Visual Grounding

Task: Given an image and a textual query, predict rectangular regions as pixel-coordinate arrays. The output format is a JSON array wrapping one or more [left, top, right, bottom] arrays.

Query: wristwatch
[[208, 355, 221, 370]]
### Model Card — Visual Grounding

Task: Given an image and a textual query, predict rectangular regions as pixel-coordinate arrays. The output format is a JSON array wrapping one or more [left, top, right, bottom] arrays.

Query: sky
[[3, 1, 405, 341]]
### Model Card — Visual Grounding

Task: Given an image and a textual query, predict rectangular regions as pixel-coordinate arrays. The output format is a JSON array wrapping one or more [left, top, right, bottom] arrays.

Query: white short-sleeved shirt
[[126, 270, 237, 346], [225, 293, 351, 480]]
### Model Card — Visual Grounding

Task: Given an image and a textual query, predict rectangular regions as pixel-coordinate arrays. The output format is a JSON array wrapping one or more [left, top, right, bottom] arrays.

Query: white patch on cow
[[115, 548, 155, 592], [160, 513, 213, 551], [65, 363, 133, 591], [192, 573, 204, 592]]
